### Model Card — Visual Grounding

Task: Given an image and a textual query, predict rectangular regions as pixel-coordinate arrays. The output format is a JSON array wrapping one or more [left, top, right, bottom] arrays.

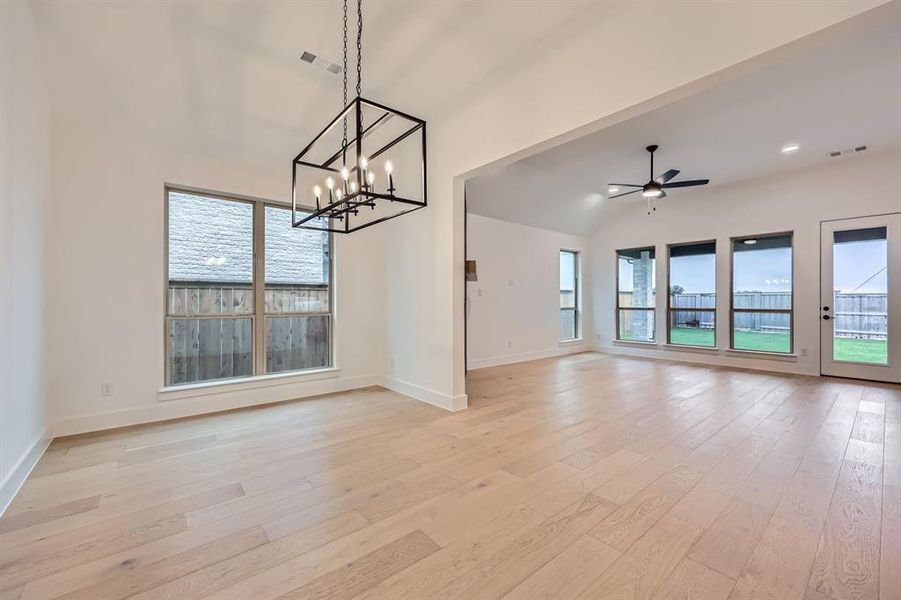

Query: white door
[[820, 214, 901, 382]]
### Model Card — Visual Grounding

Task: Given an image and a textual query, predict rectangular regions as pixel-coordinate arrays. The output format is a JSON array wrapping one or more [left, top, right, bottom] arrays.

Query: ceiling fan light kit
[[608, 144, 710, 214], [292, 0, 427, 234]]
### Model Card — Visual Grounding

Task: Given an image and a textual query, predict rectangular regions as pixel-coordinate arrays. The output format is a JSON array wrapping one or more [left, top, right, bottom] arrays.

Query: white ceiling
[[32, 1, 596, 169], [466, 6, 901, 237]]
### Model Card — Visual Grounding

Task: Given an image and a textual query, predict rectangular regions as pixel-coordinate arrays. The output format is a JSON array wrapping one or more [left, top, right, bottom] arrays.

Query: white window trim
[[612, 339, 659, 348], [615, 246, 657, 344], [560, 249, 581, 342], [729, 231, 794, 356], [158, 366, 341, 401], [163, 184, 334, 388]]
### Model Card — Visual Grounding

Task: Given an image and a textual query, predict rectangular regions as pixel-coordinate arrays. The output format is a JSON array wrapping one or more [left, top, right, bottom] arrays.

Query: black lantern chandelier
[[292, 0, 427, 234]]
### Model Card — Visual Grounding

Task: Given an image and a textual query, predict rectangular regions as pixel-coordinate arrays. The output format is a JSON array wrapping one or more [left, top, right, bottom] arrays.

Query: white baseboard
[[467, 343, 590, 371], [53, 374, 383, 437], [1, 428, 51, 517], [595, 342, 817, 376], [380, 376, 467, 411]]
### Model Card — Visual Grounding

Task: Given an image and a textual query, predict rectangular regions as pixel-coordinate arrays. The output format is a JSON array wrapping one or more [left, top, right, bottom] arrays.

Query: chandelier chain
[[356, 0, 362, 97], [341, 0, 348, 149]]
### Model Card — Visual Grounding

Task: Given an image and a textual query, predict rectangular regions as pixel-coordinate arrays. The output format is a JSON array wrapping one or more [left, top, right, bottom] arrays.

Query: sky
[[833, 239, 887, 294], [618, 239, 888, 294], [560, 252, 576, 290]]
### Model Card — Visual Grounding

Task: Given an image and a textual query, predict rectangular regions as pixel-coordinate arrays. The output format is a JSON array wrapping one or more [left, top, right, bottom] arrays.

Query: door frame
[[819, 212, 900, 383]]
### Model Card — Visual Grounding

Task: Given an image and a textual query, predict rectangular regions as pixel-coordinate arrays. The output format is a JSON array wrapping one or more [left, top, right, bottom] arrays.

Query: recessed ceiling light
[[781, 143, 800, 154], [607, 186, 619, 194], [743, 239, 758, 245]]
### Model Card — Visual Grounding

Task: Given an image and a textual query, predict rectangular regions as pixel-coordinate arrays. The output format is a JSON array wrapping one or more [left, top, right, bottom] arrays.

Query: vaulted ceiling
[[32, 1, 596, 168], [466, 4, 901, 237]]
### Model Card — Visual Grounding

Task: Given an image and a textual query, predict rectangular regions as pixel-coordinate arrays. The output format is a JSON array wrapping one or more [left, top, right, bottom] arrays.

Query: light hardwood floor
[[1, 352, 898, 599]]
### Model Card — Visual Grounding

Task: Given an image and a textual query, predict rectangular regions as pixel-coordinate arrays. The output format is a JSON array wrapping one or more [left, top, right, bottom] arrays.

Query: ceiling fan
[[608, 145, 709, 214]]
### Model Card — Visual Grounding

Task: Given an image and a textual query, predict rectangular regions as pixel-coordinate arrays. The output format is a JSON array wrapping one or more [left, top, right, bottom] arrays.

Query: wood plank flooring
[[1, 352, 898, 599]]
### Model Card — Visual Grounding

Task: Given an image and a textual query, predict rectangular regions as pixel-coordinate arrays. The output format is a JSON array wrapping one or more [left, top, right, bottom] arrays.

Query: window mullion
[[253, 202, 266, 376]]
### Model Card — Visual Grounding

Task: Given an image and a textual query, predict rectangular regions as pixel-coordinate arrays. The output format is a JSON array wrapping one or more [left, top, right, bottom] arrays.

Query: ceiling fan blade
[[655, 169, 680, 184], [608, 189, 641, 199], [607, 183, 643, 188], [661, 179, 710, 188]]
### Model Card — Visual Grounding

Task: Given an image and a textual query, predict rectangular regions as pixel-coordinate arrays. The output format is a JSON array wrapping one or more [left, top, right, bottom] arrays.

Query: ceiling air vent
[[828, 145, 868, 158], [299, 50, 341, 76]]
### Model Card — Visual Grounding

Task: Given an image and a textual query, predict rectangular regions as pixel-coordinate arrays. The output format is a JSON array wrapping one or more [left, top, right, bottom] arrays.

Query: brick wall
[[168, 191, 328, 284]]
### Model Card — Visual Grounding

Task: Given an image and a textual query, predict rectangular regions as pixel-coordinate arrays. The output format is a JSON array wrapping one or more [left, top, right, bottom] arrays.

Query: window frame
[[559, 249, 580, 341], [666, 240, 717, 348], [729, 231, 794, 354], [615, 246, 657, 343], [163, 184, 334, 387]]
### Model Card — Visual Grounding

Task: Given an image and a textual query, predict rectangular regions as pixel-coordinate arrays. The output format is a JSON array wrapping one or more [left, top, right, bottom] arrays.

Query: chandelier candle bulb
[[360, 156, 369, 190], [326, 176, 335, 202], [385, 160, 395, 195], [314, 185, 322, 209]]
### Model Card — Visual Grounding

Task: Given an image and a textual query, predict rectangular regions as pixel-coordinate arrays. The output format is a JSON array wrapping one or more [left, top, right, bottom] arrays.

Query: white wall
[[0, 1, 52, 512], [465, 214, 591, 369], [42, 127, 387, 434], [34, 44, 388, 435], [590, 149, 901, 375], [383, 1, 884, 408]]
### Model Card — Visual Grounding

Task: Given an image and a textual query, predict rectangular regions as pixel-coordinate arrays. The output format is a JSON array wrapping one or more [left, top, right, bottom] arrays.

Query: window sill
[[159, 367, 341, 401], [559, 339, 584, 347], [612, 339, 658, 348], [662, 343, 720, 354], [724, 349, 798, 362]]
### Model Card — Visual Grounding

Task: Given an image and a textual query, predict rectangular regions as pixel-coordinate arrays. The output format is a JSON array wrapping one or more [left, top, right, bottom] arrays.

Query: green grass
[[669, 327, 715, 348], [731, 330, 791, 353], [668, 327, 887, 364], [833, 337, 887, 364]]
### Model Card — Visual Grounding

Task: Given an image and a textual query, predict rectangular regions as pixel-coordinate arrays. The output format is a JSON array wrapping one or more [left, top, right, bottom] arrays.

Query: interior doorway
[[820, 213, 901, 383]]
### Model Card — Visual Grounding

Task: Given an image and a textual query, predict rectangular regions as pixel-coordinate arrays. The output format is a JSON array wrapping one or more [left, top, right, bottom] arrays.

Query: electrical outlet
[[508, 280, 516, 287], [800, 348, 809, 358], [507, 340, 512, 349], [596, 333, 602, 342], [101, 383, 114, 397]]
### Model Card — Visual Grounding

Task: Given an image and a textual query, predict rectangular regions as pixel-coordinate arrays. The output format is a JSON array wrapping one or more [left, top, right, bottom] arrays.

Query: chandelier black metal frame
[[292, 0, 427, 234]]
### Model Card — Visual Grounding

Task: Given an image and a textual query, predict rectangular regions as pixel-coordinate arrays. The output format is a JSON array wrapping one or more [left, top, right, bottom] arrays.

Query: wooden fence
[[619, 291, 888, 339], [832, 293, 887, 339], [167, 282, 329, 385]]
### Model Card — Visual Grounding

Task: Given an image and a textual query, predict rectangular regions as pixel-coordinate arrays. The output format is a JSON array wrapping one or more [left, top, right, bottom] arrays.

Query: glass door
[[820, 214, 901, 382]]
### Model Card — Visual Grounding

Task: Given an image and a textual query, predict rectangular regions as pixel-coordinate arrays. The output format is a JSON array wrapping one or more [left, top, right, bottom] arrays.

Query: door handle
[[822, 315, 832, 321]]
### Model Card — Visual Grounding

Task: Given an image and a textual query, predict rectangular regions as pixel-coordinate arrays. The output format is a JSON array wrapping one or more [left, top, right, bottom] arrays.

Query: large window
[[731, 233, 792, 353], [560, 250, 580, 341], [668, 241, 716, 347], [166, 189, 331, 386], [616, 247, 656, 342]]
